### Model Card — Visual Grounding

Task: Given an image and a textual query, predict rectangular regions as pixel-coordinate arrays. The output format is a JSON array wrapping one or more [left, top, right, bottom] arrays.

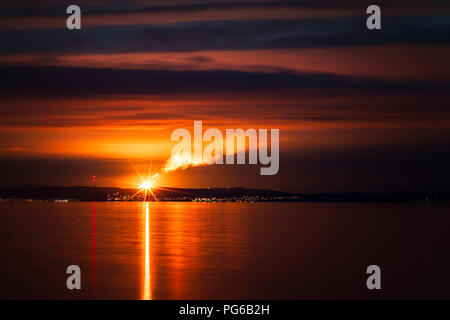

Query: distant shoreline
[[0, 186, 448, 203]]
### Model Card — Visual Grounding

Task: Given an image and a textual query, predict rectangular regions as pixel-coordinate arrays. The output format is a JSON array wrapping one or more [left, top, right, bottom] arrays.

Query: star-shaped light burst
[[129, 160, 160, 202], [138, 173, 159, 202], [139, 181, 153, 190]]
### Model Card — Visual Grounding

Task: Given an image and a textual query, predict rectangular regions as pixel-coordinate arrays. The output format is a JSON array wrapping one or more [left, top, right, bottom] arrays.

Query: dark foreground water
[[0, 202, 449, 299]]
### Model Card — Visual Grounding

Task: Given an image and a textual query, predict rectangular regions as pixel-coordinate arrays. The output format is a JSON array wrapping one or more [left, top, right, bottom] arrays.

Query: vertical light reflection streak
[[143, 201, 152, 300], [92, 200, 96, 298]]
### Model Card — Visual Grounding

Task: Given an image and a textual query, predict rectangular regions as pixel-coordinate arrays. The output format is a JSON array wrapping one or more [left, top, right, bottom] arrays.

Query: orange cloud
[[2, 45, 449, 81]]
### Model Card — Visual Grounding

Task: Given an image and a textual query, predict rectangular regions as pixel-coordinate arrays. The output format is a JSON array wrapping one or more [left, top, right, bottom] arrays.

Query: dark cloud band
[[1, 65, 448, 98], [1, 16, 449, 54]]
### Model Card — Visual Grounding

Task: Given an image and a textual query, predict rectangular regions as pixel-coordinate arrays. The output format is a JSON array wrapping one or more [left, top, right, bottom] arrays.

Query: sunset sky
[[0, 0, 449, 192]]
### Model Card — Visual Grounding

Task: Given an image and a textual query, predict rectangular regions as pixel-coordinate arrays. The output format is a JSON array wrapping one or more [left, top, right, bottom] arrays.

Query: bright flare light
[[129, 161, 160, 201], [139, 181, 152, 190]]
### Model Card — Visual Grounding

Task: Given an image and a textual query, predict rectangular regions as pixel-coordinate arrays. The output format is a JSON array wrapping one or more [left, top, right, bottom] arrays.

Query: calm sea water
[[0, 202, 449, 299]]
